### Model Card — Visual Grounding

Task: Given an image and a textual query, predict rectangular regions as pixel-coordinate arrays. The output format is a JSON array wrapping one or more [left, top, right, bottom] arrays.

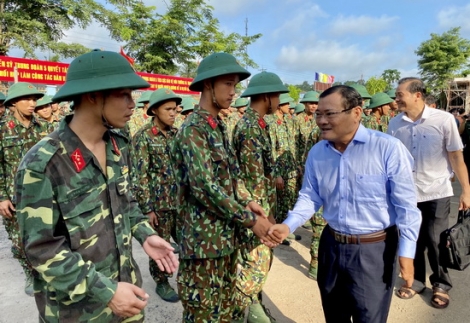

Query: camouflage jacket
[[132, 121, 178, 214], [0, 114, 49, 203], [265, 114, 298, 179], [380, 115, 391, 133], [361, 114, 379, 130], [295, 112, 316, 162], [233, 108, 276, 219], [129, 108, 148, 137], [302, 125, 321, 166], [16, 116, 155, 322], [173, 114, 184, 129], [171, 105, 257, 260]]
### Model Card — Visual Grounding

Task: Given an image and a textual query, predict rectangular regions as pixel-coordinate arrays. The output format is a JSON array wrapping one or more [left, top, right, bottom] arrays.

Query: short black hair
[[424, 95, 436, 106], [398, 77, 427, 96], [319, 85, 363, 110]]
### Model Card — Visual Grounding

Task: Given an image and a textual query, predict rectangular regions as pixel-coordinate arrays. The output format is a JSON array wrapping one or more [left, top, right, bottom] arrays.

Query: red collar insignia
[[110, 136, 121, 156], [276, 119, 282, 125], [8, 120, 14, 129], [305, 116, 309, 122], [258, 118, 266, 129], [207, 115, 217, 130], [71, 148, 86, 173], [152, 126, 158, 136], [143, 114, 148, 119]]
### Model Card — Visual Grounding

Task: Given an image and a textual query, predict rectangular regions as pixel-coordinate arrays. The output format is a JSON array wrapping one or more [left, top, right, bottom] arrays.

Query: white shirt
[[387, 106, 463, 202]]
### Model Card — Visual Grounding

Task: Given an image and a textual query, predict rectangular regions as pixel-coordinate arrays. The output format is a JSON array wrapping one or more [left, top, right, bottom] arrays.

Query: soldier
[[266, 93, 300, 244], [174, 97, 195, 128], [132, 88, 182, 303], [50, 100, 62, 122], [350, 83, 374, 128], [0, 92, 6, 119], [289, 102, 296, 119], [369, 92, 394, 133], [0, 82, 47, 296], [227, 97, 248, 141], [15, 50, 178, 322], [129, 90, 153, 136], [386, 89, 399, 116], [171, 52, 274, 322], [232, 71, 288, 323], [297, 91, 319, 165], [34, 95, 60, 132], [294, 103, 305, 116]]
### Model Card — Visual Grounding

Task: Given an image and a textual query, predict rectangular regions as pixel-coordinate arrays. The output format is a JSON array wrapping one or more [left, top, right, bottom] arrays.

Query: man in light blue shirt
[[267, 85, 422, 323]]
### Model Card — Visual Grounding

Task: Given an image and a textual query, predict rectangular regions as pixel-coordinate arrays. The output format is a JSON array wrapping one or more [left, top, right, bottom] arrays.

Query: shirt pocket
[[2, 137, 24, 163], [354, 174, 387, 203], [211, 147, 230, 181]]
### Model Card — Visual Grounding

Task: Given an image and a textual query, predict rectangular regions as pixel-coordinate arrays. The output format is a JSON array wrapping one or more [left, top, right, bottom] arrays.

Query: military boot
[[247, 303, 271, 323], [155, 281, 179, 303], [24, 275, 34, 297]]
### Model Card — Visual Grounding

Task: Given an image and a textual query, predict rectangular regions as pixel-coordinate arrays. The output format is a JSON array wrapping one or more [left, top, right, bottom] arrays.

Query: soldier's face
[[238, 106, 246, 114], [363, 109, 371, 116], [153, 100, 177, 127], [0, 103, 4, 117], [279, 103, 290, 114], [176, 105, 183, 113], [14, 96, 38, 116], [305, 102, 318, 115], [381, 104, 391, 116], [35, 104, 52, 119], [51, 103, 59, 112], [103, 88, 135, 128], [317, 92, 361, 143], [213, 74, 240, 109]]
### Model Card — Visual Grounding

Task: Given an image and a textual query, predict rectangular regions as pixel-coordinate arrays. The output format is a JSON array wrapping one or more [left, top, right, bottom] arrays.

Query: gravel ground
[[1, 182, 470, 323]]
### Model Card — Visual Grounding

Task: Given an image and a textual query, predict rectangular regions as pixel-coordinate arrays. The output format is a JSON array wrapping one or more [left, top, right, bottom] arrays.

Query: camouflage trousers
[[150, 210, 179, 283], [177, 252, 238, 323], [232, 239, 273, 320], [309, 209, 327, 270], [275, 176, 298, 223], [3, 213, 33, 277]]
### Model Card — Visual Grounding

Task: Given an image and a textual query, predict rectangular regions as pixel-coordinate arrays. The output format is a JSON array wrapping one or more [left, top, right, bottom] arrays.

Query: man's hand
[[275, 176, 284, 190], [459, 192, 470, 210], [143, 235, 179, 274], [108, 282, 149, 318], [0, 200, 15, 218], [399, 256, 414, 288], [266, 224, 290, 244], [146, 211, 158, 229], [251, 216, 279, 247], [246, 201, 267, 218]]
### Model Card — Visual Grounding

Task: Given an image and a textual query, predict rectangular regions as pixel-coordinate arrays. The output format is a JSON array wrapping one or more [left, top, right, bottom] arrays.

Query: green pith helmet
[[189, 52, 250, 92], [300, 91, 320, 103], [52, 49, 149, 102], [233, 97, 249, 108], [36, 95, 53, 108], [295, 103, 305, 113], [367, 92, 394, 110], [386, 89, 396, 99], [137, 90, 153, 104], [181, 97, 196, 114], [4, 82, 44, 107], [136, 102, 144, 108], [147, 88, 182, 117], [279, 93, 294, 105], [240, 71, 288, 97], [349, 83, 372, 99], [0, 92, 6, 102]]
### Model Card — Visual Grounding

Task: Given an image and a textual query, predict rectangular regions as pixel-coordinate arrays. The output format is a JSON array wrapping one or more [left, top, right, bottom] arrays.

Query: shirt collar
[[401, 105, 430, 123]]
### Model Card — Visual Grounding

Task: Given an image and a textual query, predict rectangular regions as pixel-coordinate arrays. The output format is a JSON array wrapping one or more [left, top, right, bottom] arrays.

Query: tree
[[111, 0, 262, 75], [365, 77, 388, 96], [287, 84, 301, 102], [381, 69, 401, 90], [416, 27, 470, 92], [295, 81, 313, 92], [0, 0, 132, 58]]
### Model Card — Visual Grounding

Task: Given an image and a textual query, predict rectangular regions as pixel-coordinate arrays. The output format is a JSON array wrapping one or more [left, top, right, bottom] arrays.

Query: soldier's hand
[[275, 176, 284, 190], [146, 211, 158, 229], [246, 201, 267, 218], [267, 224, 290, 244], [251, 216, 277, 247], [108, 282, 149, 318], [0, 199, 15, 218], [143, 235, 179, 274]]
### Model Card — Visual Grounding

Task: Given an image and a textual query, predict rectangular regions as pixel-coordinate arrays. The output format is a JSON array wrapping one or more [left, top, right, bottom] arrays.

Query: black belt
[[328, 225, 395, 244]]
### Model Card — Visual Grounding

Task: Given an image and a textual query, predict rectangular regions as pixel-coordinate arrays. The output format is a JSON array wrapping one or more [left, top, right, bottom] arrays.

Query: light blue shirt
[[284, 125, 422, 258]]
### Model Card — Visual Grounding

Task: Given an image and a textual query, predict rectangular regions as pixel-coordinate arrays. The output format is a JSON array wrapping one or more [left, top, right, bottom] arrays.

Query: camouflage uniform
[[173, 113, 184, 128], [129, 108, 148, 137], [132, 122, 179, 284], [266, 114, 298, 223], [16, 116, 156, 322], [295, 112, 316, 168], [380, 115, 391, 133], [0, 114, 49, 278], [172, 105, 257, 322], [232, 107, 276, 319], [361, 114, 379, 130], [226, 112, 241, 142]]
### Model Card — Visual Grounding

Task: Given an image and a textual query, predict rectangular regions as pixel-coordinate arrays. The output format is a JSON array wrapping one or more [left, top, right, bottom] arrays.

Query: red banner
[[0, 56, 197, 95]]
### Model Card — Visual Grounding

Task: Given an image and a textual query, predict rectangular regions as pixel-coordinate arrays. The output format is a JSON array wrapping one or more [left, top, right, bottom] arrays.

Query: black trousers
[[414, 197, 452, 291], [317, 226, 398, 323]]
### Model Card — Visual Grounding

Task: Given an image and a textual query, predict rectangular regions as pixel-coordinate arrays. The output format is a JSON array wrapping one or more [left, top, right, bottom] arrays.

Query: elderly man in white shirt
[[387, 77, 470, 309]]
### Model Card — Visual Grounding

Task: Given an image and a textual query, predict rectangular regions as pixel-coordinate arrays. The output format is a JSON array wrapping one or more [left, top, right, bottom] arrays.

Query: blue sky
[[11, 0, 470, 85]]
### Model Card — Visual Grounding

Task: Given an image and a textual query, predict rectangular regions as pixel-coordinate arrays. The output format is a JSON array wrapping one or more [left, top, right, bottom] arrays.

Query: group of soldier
[[0, 48, 436, 323]]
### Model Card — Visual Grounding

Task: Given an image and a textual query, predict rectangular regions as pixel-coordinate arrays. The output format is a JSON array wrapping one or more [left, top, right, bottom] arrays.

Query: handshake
[[245, 201, 291, 248]]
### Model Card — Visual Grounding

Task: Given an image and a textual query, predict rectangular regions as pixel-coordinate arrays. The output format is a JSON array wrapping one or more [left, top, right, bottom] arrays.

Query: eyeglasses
[[314, 107, 354, 120]]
